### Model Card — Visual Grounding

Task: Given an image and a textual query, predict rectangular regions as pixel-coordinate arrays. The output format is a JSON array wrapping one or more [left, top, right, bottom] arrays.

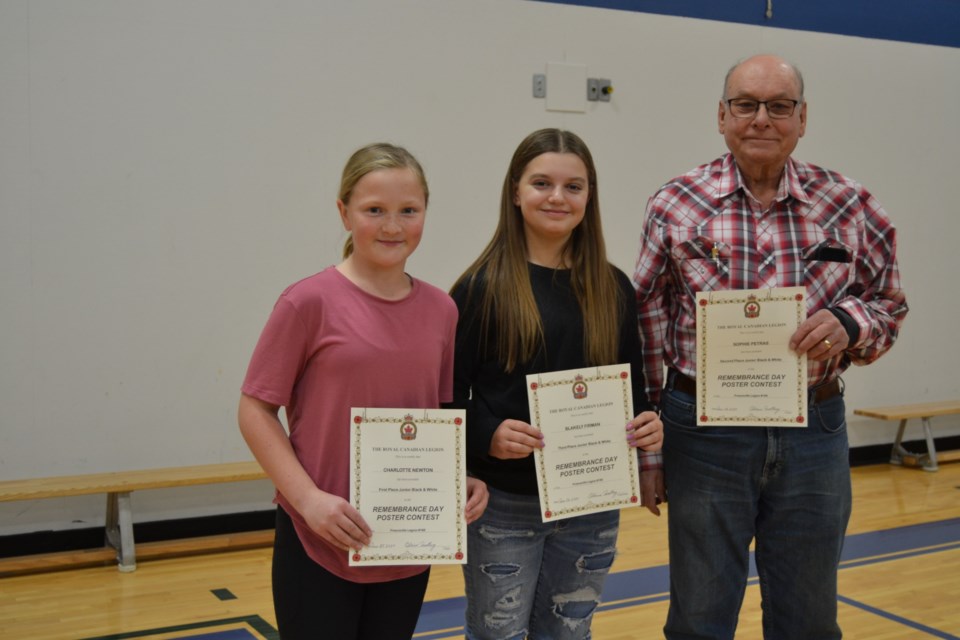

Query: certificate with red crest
[[348, 407, 467, 566], [527, 364, 640, 522], [695, 286, 808, 426]]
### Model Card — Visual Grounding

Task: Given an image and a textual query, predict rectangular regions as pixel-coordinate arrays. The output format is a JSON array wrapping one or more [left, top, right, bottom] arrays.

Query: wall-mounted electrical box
[[587, 78, 613, 102], [532, 73, 546, 98]]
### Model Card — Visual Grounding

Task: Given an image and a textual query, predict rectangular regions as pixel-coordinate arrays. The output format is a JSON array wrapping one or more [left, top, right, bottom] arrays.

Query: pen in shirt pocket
[[708, 240, 730, 267]]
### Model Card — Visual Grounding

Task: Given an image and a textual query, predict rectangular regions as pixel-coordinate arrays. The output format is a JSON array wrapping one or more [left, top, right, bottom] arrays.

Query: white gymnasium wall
[[1, 0, 957, 535]]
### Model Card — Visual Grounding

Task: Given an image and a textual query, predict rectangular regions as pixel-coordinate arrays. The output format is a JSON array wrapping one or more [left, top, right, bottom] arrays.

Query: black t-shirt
[[450, 262, 652, 495]]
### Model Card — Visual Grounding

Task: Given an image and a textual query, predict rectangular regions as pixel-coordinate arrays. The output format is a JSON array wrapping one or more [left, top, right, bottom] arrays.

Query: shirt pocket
[[671, 236, 730, 293], [801, 240, 853, 297]]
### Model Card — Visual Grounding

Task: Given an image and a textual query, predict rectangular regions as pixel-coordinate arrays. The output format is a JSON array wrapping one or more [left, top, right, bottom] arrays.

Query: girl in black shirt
[[450, 129, 663, 639]]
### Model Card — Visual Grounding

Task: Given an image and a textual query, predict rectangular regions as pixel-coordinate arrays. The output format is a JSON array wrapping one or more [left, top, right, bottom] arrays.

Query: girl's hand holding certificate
[[301, 489, 373, 552], [625, 410, 663, 450], [489, 419, 545, 459]]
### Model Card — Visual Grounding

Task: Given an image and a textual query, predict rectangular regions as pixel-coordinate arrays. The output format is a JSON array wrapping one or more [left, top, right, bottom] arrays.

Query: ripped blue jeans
[[462, 486, 619, 640]]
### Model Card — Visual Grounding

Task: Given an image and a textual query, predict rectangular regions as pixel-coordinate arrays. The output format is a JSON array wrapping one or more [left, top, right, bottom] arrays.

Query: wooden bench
[[0, 461, 270, 574], [854, 400, 960, 472]]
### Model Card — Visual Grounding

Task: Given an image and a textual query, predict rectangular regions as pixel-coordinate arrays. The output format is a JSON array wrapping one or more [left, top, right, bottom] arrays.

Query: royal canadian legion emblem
[[400, 414, 417, 440], [572, 374, 588, 399]]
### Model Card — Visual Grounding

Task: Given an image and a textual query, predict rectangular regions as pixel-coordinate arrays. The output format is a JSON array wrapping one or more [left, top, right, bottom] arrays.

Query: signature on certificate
[[405, 540, 439, 553], [748, 404, 793, 416]]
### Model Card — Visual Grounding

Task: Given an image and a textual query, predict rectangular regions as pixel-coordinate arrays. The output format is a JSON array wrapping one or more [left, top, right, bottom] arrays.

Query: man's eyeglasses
[[726, 99, 800, 119]]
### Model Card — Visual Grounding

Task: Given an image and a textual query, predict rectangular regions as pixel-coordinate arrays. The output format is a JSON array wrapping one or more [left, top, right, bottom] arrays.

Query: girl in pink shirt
[[240, 143, 488, 640]]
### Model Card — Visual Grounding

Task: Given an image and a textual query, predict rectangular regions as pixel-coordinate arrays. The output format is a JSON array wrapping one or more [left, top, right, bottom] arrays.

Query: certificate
[[527, 364, 640, 522], [348, 408, 467, 566], [695, 287, 808, 426]]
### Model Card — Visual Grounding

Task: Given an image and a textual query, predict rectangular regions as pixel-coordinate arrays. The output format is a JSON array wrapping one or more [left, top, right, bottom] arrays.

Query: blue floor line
[[80, 616, 278, 640], [414, 516, 960, 636], [414, 630, 466, 640], [841, 540, 960, 569], [840, 517, 960, 562], [177, 632, 257, 640], [837, 595, 960, 639]]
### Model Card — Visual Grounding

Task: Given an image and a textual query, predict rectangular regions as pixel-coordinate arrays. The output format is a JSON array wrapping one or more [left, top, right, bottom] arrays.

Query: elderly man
[[633, 55, 907, 639]]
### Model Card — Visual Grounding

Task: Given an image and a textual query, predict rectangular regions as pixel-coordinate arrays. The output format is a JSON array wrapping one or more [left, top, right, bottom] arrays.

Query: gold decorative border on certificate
[[696, 289, 807, 425], [350, 411, 465, 564], [530, 369, 638, 520]]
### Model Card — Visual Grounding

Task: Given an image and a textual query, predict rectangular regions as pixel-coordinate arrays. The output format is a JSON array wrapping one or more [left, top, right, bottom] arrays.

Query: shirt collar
[[716, 154, 811, 205]]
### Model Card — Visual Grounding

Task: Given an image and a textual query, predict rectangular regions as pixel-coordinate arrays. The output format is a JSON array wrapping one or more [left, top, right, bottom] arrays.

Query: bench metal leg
[[889, 416, 940, 472], [105, 491, 137, 572], [922, 416, 939, 472], [889, 419, 908, 465]]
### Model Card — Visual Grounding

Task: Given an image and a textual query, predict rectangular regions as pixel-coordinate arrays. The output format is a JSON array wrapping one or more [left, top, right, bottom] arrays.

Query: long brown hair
[[339, 143, 429, 258], [451, 129, 622, 372]]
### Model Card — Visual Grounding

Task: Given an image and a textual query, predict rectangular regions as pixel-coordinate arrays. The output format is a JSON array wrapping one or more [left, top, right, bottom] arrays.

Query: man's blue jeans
[[462, 486, 619, 640], [662, 383, 852, 640]]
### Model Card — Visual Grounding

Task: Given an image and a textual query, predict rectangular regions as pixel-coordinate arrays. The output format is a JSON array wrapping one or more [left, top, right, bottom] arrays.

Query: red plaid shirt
[[634, 153, 908, 405]]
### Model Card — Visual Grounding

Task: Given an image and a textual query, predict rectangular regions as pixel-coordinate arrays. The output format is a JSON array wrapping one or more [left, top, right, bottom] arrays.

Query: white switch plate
[[545, 62, 586, 113]]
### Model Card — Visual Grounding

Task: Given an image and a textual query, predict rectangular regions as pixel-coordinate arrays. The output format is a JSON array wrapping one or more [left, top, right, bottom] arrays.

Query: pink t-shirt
[[242, 266, 457, 583]]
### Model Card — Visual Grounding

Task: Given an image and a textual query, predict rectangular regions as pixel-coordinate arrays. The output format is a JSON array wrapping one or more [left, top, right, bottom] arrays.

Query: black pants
[[272, 507, 430, 640]]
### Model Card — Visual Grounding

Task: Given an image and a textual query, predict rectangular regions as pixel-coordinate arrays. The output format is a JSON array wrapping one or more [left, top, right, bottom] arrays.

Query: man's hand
[[789, 308, 848, 361]]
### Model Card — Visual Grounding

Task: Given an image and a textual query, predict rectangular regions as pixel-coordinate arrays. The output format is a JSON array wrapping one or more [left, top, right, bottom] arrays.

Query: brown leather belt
[[667, 370, 841, 404]]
